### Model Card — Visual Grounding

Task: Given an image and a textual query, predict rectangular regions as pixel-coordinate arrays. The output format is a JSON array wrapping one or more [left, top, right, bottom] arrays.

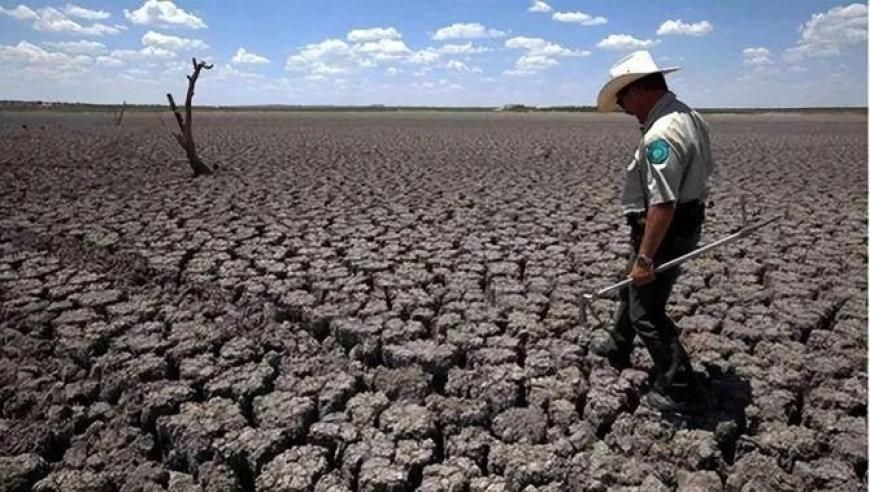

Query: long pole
[[583, 214, 781, 300]]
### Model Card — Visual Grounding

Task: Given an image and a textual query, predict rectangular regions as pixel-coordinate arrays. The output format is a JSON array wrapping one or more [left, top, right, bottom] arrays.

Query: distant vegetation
[[0, 100, 865, 114], [0, 101, 495, 113]]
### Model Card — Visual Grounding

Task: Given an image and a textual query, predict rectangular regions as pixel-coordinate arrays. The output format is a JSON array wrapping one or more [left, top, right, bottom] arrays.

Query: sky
[[0, 0, 867, 107]]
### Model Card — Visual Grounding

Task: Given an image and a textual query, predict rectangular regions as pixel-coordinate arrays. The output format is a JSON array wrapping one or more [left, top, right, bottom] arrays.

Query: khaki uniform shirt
[[622, 92, 714, 215]]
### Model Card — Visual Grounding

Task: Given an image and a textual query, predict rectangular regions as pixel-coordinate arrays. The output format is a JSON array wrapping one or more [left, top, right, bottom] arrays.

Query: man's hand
[[629, 259, 655, 286], [632, 202, 675, 287]]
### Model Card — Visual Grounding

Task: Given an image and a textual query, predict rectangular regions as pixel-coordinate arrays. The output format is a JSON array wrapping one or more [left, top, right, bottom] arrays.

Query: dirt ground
[[0, 111, 866, 491]]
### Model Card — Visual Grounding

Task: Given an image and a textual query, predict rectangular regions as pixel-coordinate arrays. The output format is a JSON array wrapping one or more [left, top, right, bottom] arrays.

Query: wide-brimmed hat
[[597, 50, 680, 113]]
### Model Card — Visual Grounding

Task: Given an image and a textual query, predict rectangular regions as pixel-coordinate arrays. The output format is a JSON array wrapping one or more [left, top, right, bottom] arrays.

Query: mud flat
[[0, 111, 866, 491]]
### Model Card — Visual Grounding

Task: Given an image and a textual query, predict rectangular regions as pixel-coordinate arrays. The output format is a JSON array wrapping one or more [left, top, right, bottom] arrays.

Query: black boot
[[589, 330, 633, 370]]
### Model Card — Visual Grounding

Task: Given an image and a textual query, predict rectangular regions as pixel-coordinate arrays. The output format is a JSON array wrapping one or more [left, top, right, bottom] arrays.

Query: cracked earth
[[0, 111, 866, 491]]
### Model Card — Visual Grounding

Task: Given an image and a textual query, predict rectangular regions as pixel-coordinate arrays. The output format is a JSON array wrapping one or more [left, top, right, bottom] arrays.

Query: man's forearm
[[638, 202, 675, 260]]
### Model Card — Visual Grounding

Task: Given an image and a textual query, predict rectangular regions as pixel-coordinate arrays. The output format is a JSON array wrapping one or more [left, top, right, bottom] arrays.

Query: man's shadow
[[656, 364, 753, 464]]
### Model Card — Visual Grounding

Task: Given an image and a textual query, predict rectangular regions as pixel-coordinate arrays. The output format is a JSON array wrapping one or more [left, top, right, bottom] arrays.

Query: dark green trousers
[[611, 205, 703, 395]]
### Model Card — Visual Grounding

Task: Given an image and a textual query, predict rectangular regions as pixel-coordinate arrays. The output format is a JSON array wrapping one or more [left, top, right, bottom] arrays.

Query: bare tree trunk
[[114, 101, 126, 126], [167, 58, 213, 177]]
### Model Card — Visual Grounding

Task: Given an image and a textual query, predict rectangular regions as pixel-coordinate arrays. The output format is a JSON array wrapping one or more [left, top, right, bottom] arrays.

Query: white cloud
[[446, 59, 469, 71], [31, 7, 121, 36], [0, 40, 93, 72], [0, 5, 38, 20], [163, 59, 190, 72], [0, 40, 65, 62], [597, 34, 659, 50], [215, 64, 264, 81], [78, 23, 121, 36], [354, 38, 412, 60], [347, 27, 401, 42], [505, 36, 588, 57], [742, 47, 773, 66], [64, 4, 110, 20], [552, 11, 607, 26], [386, 66, 399, 76], [286, 34, 457, 76], [142, 30, 208, 51], [286, 38, 365, 75], [432, 22, 505, 40], [2, 4, 118, 34], [43, 40, 107, 55], [657, 19, 713, 37], [232, 47, 270, 64], [408, 48, 440, 65], [413, 78, 463, 91], [124, 0, 206, 29], [528, 1, 551, 13], [436, 42, 490, 54], [108, 46, 175, 62], [506, 54, 559, 76], [95, 55, 123, 66], [784, 3, 867, 62], [504, 36, 589, 75], [124, 67, 150, 76], [93, 30, 199, 66]]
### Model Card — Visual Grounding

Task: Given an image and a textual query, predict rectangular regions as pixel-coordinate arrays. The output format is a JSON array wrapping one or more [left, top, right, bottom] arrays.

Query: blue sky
[[0, 0, 866, 107]]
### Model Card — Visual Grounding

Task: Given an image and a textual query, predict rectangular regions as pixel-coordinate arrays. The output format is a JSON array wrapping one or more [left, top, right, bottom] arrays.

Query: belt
[[626, 200, 705, 230]]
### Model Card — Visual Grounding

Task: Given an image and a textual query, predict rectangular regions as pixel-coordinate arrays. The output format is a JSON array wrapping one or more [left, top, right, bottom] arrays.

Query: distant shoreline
[[0, 100, 866, 115]]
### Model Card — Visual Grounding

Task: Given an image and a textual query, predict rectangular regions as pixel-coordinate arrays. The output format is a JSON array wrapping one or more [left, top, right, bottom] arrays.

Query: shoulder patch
[[646, 138, 670, 165]]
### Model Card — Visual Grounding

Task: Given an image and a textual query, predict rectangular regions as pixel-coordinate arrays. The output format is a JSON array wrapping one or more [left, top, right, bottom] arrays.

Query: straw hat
[[597, 50, 680, 113]]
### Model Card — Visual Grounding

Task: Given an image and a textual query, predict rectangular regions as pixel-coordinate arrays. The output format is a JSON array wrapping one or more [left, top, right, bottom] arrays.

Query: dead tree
[[114, 100, 126, 126], [167, 58, 213, 177]]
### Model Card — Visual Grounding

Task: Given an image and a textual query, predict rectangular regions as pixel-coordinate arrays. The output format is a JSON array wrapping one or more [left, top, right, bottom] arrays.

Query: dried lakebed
[[0, 112, 866, 491]]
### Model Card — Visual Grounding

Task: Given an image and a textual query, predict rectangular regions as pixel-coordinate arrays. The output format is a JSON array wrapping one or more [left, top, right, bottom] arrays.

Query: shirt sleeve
[[643, 133, 685, 206], [621, 147, 646, 213]]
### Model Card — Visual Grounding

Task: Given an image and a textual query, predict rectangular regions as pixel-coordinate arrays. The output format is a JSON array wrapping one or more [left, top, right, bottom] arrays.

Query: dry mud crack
[[0, 112, 866, 491]]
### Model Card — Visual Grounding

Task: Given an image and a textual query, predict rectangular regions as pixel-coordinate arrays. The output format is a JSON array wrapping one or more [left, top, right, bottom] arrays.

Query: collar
[[640, 91, 677, 133]]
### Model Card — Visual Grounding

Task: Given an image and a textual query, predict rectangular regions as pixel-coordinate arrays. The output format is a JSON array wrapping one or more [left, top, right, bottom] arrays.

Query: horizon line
[[0, 99, 867, 113]]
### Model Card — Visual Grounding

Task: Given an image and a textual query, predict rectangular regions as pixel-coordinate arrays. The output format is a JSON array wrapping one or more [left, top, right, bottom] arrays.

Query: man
[[591, 51, 714, 412]]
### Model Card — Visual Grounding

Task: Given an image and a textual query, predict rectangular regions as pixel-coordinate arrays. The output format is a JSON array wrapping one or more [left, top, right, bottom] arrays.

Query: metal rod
[[583, 214, 781, 300]]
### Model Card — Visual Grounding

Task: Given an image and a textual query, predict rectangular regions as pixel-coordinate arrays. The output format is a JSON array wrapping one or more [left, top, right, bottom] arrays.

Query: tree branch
[[166, 59, 213, 177], [114, 100, 126, 126], [166, 94, 185, 132]]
